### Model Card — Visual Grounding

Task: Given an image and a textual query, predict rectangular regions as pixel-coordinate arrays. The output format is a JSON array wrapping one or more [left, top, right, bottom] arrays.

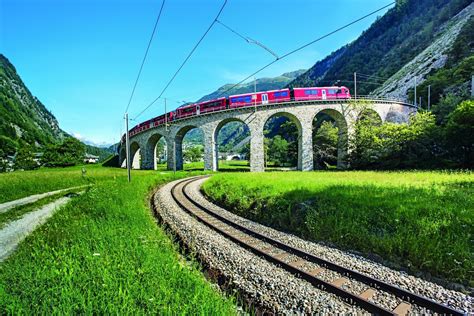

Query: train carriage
[[293, 86, 351, 101], [198, 97, 227, 114], [229, 88, 290, 108]]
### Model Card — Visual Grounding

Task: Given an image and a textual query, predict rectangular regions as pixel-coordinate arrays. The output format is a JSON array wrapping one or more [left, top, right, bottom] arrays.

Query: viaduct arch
[[119, 99, 416, 172]]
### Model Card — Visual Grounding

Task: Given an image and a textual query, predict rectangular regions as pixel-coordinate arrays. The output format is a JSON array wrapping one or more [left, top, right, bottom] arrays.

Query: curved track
[[168, 176, 464, 315]]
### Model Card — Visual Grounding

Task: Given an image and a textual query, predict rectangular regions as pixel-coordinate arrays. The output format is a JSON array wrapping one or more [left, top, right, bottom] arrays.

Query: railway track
[[168, 176, 465, 315]]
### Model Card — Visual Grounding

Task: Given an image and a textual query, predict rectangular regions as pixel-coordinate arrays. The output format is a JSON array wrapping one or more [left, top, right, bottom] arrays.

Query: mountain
[[0, 54, 68, 154], [197, 69, 306, 102], [290, 0, 474, 102], [0, 54, 113, 162]]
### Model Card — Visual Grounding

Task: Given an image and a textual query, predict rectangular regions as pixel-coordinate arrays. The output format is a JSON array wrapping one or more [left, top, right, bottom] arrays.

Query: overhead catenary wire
[[216, 2, 395, 99], [216, 19, 279, 59], [133, 0, 228, 120], [124, 0, 166, 114]]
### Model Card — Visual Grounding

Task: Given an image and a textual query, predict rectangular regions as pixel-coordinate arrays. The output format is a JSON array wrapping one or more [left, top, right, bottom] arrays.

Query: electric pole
[[354, 72, 357, 101], [165, 98, 168, 131], [254, 76, 257, 112], [125, 113, 131, 182], [414, 77, 417, 108], [428, 85, 431, 111]]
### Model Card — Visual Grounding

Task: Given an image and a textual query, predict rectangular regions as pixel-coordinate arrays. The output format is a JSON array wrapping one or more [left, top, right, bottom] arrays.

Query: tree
[[14, 146, 39, 170], [183, 146, 203, 163], [313, 121, 338, 169], [43, 137, 85, 167], [267, 135, 289, 166], [445, 100, 474, 168]]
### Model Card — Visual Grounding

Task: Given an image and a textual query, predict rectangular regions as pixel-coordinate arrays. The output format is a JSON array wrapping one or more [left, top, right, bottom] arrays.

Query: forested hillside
[[0, 54, 113, 167], [0, 54, 68, 156], [290, 0, 473, 100]]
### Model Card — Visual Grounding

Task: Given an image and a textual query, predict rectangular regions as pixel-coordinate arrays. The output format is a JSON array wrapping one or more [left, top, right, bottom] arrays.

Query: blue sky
[[1, 0, 393, 146]]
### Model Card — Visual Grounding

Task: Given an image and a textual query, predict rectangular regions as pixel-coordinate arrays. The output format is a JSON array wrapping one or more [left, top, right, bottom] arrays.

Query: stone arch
[[144, 133, 167, 170], [262, 111, 303, 170], [119, 146, 126, 168], [213, 118, 250, 171], [357, 108, 383, 125], [385, 111, 409, 123], [312, 108, 348, 169], [173, 125, 204, 171], [130, 141, 141, 169]]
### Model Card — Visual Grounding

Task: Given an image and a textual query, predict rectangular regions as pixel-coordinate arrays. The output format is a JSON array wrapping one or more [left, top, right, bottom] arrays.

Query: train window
[[274, 92, 280, 97], [244, 96, 251, 102], [281, 91, 288, 97], [304, 90, 311, 95]]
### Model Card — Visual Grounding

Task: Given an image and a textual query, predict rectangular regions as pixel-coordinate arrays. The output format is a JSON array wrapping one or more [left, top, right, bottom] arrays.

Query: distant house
[[84, 153, 100, 164]]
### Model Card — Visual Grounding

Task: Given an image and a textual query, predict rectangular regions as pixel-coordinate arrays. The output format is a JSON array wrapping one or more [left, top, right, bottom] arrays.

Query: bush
[[42, 137, 85, 167]]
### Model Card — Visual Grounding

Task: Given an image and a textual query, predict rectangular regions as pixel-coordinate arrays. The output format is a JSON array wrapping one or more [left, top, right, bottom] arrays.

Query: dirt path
[[0, 185, 88, 214], [0, 197, 71, 262]]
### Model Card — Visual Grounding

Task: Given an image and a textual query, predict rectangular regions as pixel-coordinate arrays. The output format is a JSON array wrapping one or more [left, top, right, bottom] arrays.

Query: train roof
[[293, 86, 348, 90], [229, 88, 290, 98]]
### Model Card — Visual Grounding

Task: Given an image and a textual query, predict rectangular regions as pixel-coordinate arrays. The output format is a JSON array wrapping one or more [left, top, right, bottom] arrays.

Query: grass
[[202, 171, 474, 286], [0, 187, 85, 228], [0, 165, 105, 204], [156, 159, 250, 172], [0, 165, 236, 314]]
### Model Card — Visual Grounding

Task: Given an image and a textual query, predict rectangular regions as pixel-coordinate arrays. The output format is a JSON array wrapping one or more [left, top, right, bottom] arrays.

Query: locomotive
[[126, 86, 350, 138]]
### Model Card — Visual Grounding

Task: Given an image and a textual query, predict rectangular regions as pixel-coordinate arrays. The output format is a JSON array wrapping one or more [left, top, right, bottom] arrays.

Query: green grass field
[[0, 165, 236, 314], [202, 171, 474, 286]]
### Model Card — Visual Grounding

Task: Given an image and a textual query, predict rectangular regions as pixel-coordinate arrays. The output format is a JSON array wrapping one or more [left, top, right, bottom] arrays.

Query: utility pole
[[471, 75, 474, 97], [125, 113, 131, 182], [428, 85, 431, 111], [419, 97, 422, 109], [354, 72, 357, 101], [173, 142, 176, 174], [254, 76, 257, 112], [414, 77, 417, 108], [164, 98, 168, 131]]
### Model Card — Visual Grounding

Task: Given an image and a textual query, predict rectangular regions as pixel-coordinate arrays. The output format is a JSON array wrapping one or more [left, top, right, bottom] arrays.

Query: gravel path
[[0, 185, 89, 214], [155, 178, 365, 314], [187, 177, 473, 314], [0, 196, 71, 262]]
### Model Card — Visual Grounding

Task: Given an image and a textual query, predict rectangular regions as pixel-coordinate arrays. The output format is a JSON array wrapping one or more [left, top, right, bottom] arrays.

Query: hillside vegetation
[[0, 55, 113, 168], [290, 0, 473, 99], [0, 55, 67, 155], [202, 171, 474, 286]]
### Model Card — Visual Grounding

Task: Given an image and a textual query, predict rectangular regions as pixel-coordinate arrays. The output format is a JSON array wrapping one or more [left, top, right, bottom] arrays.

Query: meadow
[[202, 171, 473, 286], [0, 165, 236, 314]]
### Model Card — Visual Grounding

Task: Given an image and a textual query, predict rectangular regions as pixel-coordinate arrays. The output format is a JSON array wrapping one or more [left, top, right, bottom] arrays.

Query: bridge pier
[[299, 119, 314, 171], [250, 126, 265, 172], [203, 123, 218, 171]]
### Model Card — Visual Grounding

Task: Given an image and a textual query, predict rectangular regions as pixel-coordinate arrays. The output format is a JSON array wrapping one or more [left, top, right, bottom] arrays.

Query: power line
[[124, 0, 166, 114], [357, 73, 391, 81], [216, 19, 279, 59], [133, 0, 228, 120], [216, 2, 395, 99]]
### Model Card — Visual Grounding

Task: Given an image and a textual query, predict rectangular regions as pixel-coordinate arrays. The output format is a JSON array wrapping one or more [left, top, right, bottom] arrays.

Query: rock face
[[371, 3, 474, 101], [0, 54, 68, 149]]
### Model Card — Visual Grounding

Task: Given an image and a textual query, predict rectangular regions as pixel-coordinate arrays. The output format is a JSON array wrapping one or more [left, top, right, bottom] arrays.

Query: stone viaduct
[[118, 99, 416, 172]]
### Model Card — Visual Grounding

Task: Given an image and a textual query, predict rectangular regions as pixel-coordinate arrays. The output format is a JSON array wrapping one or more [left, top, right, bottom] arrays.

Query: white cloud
[[71, 132, 113, 148]]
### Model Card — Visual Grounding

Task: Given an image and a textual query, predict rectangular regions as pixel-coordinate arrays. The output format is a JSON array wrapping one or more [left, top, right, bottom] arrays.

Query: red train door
[[262, 94, 268, 104], [322, 89, 327, 100]]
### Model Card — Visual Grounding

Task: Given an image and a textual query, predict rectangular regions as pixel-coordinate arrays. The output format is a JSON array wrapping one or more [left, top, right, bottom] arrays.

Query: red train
[[125, 86, 350, 139]]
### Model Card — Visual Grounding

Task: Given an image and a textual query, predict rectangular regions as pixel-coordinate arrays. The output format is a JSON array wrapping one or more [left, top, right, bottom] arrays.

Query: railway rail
[[167, 176, 465, 315]]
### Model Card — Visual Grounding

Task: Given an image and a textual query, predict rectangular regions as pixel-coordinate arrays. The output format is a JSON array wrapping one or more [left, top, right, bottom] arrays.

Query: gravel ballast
[[188, 177, 472, 314], [155, 178, 364, 314]]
